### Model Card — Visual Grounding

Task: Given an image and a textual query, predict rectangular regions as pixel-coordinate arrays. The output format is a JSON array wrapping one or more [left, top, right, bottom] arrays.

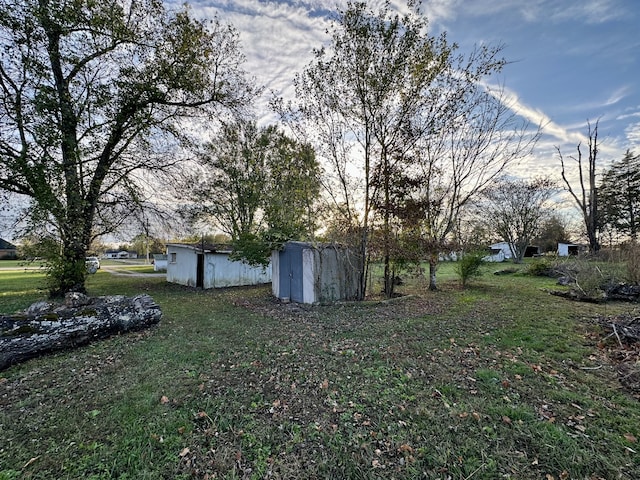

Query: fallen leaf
[[560, 471, 569, 479], [179, 447, 190, 457], [472, 412, 481, 421], [398, 444, 413, 454], [160, 395, 169, 404], [502, 416, 512, 425], [320, 379, 329, 390], [624, 433, 637, 443]]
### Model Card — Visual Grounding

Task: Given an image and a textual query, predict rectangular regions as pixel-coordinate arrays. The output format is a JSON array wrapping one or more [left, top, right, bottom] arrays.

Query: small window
[[170, 252, 177, 263]]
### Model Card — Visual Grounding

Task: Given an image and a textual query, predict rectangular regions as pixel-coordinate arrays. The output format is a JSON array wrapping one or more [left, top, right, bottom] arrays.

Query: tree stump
[[0, 293, 162, 371]]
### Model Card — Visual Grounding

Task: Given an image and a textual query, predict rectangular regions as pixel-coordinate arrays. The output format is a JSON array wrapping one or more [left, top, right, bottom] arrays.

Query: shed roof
[[166, 242, 233, 254]]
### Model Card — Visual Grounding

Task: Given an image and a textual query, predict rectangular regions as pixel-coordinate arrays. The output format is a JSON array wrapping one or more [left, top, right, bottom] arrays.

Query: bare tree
[[407, 86, 539, 289], [282, 1, 535, 297], [557, 120, 601, 254], [481, 176, 556, 263]]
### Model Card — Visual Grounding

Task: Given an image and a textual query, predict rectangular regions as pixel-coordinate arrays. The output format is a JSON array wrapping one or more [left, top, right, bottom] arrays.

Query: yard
[[1, 263, 639, 479]]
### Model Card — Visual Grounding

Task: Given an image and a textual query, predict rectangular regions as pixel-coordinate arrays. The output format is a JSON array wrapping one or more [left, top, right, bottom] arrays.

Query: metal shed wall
[[273, 242, 361, 304], [167, 244, 271, 289]]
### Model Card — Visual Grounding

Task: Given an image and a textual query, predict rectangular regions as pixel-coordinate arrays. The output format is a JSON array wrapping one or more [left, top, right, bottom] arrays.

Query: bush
[[456, 251, 485, 287], [526, 257, 557, 277]]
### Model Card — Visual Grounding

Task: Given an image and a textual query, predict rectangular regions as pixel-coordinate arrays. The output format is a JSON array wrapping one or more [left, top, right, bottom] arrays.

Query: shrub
[[456, 251, 485, 287], [527, 257, 557, 277]]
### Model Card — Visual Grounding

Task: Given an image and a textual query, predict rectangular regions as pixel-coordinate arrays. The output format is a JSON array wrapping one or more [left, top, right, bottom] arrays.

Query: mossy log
[[0, 293, 161, 371]]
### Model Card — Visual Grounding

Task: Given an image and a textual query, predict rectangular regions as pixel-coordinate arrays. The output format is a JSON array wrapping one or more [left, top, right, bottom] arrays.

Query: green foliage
[[0, 0, 253, 296], [534, 215, 572, 253], [599, 150, 640, 241], [187, 120, 320, 265], [45, 251, 88, 297], [229, 232, 272, 267], [526, 256, 557, 277], [456, 251, 485, 287]]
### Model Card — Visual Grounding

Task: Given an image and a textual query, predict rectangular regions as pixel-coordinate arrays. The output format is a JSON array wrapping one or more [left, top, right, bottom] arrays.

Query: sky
[[3, 0, 639, 242], [177, 0, 640, 179]]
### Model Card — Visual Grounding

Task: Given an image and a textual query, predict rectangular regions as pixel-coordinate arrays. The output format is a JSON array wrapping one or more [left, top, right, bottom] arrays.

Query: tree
[[599, 149, 640, 242], [404, 85, 538, 288], [480, 177, 556, 263], [283, 0, 536, 297], [185, 119, 320, 265], [557, 120, 601, 254], [534, 214, 572, 253], [0, 0, 254, 296]]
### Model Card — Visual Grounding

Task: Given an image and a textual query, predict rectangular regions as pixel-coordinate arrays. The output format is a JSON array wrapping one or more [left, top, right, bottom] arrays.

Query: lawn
[[1, 263, 639, 479]]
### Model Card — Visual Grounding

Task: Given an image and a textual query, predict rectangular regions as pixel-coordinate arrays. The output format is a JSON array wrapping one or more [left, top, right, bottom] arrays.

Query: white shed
[[484, 242, 513, 262], [166, 243, 271, 289], [557, 243, 583, 256]]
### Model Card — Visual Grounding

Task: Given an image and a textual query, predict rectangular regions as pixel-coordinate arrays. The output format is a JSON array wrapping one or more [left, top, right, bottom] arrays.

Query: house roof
[[0, 238, 17, 250]]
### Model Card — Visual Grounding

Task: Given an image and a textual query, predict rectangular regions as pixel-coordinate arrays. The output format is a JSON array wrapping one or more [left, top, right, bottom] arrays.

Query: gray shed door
[[279, 244, 304, 302]]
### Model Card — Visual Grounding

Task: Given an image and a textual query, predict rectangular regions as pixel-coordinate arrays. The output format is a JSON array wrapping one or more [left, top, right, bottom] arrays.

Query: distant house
[[166, 243, 271, 289], [104, 250, 136, 259], [557, 242, 584, 256], [0, 238, 17, 260], [272, 241, 362, 304]]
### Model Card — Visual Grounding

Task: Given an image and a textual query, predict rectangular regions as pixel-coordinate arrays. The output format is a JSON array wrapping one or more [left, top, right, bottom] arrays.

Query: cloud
[[625, 122, 640, 149], [491, 84, 586, 145], [548, 0, 628, 24]]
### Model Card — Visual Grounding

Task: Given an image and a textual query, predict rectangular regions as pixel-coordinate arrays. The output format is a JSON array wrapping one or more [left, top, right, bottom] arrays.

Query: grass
[[1, 263, 639, 479]]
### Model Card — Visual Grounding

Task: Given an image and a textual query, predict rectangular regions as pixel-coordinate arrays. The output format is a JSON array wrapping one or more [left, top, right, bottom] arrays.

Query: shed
[[166, 243, 271, 289], [152, 254, 168, 271], [272, 241, 362, 304], [557, 243, 583, 256], [484, 242, 513, 262], [0, 238, 17, 260]]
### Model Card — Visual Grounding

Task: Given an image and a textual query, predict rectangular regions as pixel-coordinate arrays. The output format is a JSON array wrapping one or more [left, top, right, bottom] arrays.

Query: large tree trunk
[[0, 293, 162, 371], [428, 254, 438, 291]]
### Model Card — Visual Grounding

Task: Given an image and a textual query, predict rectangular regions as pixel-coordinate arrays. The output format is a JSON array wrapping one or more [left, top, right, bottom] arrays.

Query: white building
[[557, 242, 583, 256], [166, 243, 271, 289], [484, 242, 513, 262]]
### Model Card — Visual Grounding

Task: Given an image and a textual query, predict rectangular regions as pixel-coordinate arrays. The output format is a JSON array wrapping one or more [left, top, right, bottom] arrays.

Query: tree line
[[0, 0, 635, 299]]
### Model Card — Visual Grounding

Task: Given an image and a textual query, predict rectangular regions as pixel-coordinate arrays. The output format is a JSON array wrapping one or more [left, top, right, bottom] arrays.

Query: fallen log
[[0, 293, 162, 371]]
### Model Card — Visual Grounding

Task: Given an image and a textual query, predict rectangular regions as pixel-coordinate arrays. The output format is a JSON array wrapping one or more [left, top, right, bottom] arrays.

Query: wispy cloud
[[625, 122, 640, 149], [493, 85, 586, 145], [455, 0, 629, 24]]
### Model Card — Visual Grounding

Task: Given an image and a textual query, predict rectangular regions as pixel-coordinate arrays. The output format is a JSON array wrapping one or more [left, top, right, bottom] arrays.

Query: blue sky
[[183, 0, 640, 177]]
